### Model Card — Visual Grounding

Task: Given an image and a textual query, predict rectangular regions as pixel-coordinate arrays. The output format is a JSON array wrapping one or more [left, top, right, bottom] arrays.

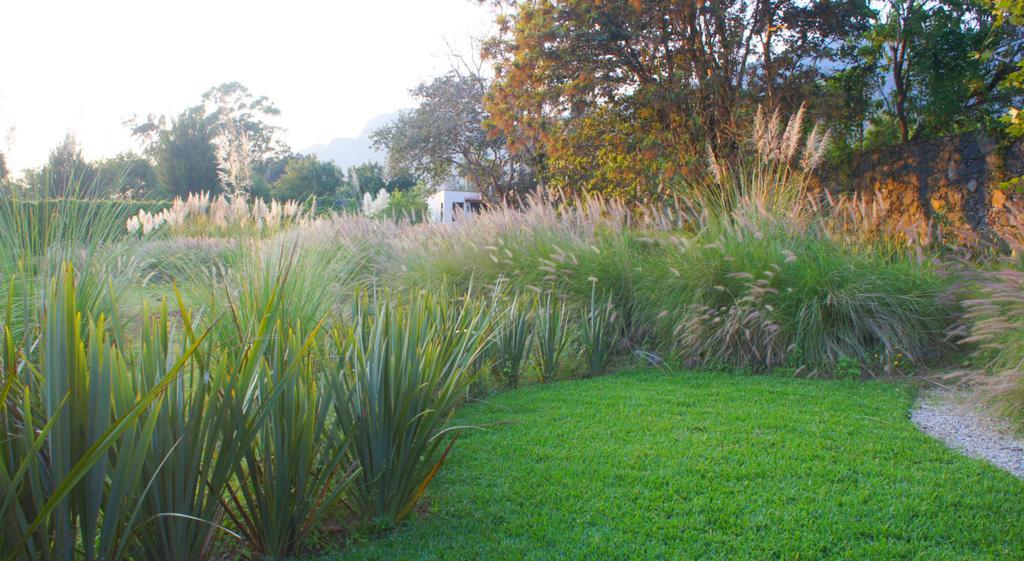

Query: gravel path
[[911, 390, 1024, 478]]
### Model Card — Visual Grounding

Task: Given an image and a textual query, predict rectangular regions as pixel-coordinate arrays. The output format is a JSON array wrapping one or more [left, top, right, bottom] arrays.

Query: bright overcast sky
[[0, 0, 495, 174]]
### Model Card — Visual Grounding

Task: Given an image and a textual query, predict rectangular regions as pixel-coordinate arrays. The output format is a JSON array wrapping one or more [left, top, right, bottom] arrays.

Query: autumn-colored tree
[[482, 0, 872, 198]]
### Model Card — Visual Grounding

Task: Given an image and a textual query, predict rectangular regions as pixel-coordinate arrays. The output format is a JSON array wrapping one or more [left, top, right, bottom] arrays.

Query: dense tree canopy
[[478, 0, 1023, 199], [93, 153, 157, 199], [272, 155, 346, 203], [482, 0, 875, 197], [131, 107, 221, 198]]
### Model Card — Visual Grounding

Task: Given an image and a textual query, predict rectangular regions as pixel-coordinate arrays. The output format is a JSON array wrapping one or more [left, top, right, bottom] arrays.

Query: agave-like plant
[[330, 289, 492, 524], [580, 287, 618, 377], [0, 264, 201, 561], [126, 295, 267, 561], [221, 318, 356, 557], [535, 291, 571, 382], [492, 294, 534, 388]]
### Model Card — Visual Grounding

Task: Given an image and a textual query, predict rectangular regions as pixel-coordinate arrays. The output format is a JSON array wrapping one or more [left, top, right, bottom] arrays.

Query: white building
[[426, 190, 483, 224]]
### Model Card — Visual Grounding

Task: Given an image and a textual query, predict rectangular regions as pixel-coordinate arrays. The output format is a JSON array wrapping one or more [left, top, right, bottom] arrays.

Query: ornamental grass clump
[[959, 264, 1024, 424], [491, 293, 534, 388], [634, 204, 956, 374], [535, 291, 572, 382], [331, 289, 493, 524], [0, 265, 204, 561], [580, 285, 618, 377]]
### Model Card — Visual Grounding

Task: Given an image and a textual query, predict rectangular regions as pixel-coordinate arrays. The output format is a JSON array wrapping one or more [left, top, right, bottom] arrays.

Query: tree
[[128, 82, 289, 198], [343, 161, 387, 198], [372, 70, 534, 201], [272, 155, 345, 203], [38, 134, 96, 197], [132, 107, 221, 198], [202, 82, 287, 163], [864, 0, 1008, 144], [93, 152, 158, 199], [0, 150, 8, 182], [203, 82, 286, 197], [990, 0, 1024, 138], [482, 0, 871, 198]]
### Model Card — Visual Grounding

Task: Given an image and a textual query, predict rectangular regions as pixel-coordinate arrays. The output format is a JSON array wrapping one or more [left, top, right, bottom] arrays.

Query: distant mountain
[[301, 110, 405, 170]]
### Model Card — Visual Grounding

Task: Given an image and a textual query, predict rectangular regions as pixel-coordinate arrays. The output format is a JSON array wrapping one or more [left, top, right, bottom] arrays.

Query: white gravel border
[[911, 390, 1024, 479]]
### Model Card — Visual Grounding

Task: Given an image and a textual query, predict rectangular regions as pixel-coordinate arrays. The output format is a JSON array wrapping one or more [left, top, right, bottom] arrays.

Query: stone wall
[[843, 132, 1021, 245]]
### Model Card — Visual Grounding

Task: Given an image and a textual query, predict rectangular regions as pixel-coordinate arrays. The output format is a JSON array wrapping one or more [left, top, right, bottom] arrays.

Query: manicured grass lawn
[[325, 370, 1024, 560]]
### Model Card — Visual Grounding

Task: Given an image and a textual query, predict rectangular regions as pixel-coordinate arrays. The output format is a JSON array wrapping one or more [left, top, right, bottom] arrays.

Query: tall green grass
[[633, 209, 955, 374]]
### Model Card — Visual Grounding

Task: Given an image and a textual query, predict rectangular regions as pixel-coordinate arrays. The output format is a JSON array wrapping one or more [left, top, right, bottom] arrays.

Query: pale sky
[[0, 0, 495, 175]]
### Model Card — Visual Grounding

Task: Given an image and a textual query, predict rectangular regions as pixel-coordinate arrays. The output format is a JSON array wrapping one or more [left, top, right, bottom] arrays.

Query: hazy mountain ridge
[[301, 110, 405, 170]]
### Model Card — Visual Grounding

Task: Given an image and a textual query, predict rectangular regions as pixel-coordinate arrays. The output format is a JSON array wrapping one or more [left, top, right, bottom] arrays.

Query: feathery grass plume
[[780, 104, 806, 162], [684, 105, 831, 220], [126, 192, 308, 237], [330, 288, 493, 524], [958, 265, 1024, 425], [362, 188, 391, 217], [214, 117, 255, 197], [705, 144, 723, 184]]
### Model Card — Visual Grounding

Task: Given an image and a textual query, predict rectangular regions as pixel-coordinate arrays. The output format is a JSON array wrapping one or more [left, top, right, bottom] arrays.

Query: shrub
[[221, 321, 354, 558], [0, 265, 196, 560]]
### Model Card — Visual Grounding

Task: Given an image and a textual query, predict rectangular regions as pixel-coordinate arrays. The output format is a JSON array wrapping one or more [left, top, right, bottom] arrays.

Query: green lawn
[[325, 370, 1024, 560]]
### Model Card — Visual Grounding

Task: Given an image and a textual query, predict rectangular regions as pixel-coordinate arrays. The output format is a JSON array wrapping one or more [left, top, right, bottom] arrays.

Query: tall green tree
[[343, 161, 387, 197], [203, 81, 287, 163], [93, 152, 158, 199], [864, 0, 1014, 144], [272, 155, 346, 203], [132, 106, 221, 197], [38, 133, 96, 197], [128, 82, 290, 198], [990, 0, 1024, 138]]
